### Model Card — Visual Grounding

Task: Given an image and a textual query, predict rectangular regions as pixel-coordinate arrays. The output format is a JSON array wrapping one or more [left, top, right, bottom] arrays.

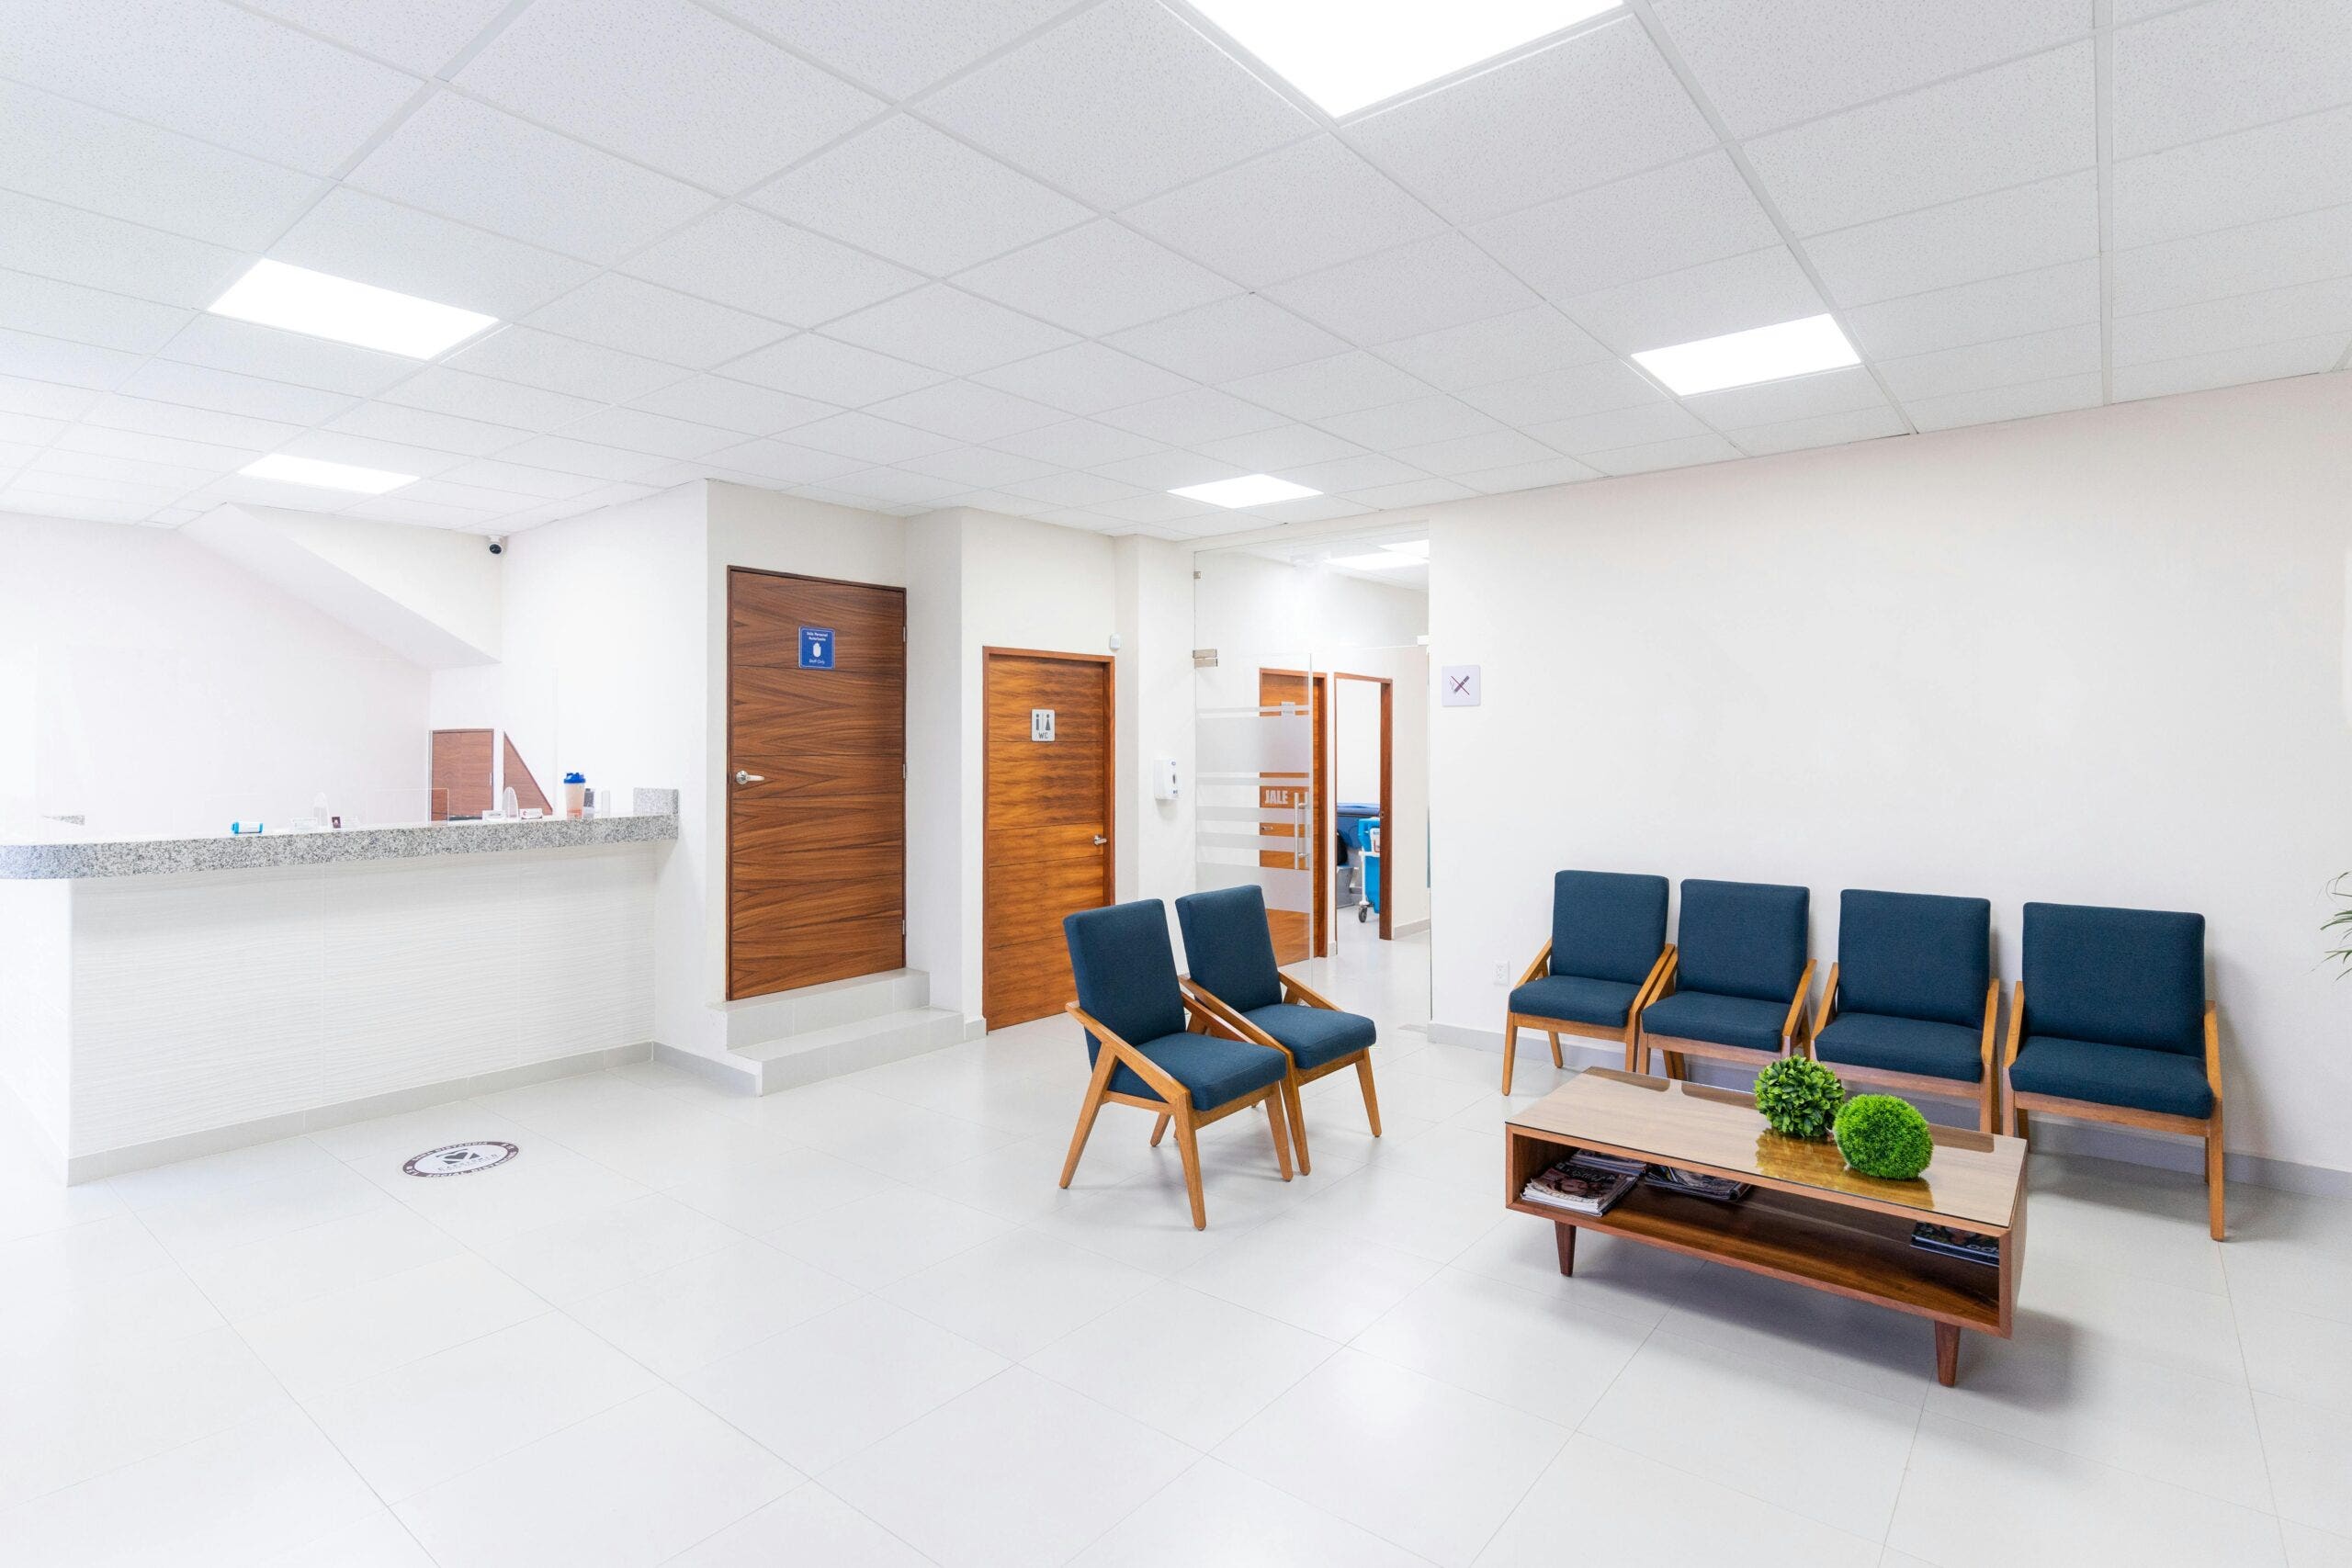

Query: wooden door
[[983, 649, 1114, 1026], [727, 569, 906, 1000], [1258, 670, 1328, 964]]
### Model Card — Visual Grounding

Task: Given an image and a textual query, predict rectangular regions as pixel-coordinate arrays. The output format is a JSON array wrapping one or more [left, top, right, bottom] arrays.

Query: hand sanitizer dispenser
[[1152, 758, 1181, 801]]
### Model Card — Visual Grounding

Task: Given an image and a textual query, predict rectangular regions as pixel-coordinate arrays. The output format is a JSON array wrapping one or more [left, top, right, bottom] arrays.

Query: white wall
[[1426, 371, 2352, 1177], [0, 511, 431, 837], [1335, 677, 1382, 803], [1115, 536, 1197, 928]]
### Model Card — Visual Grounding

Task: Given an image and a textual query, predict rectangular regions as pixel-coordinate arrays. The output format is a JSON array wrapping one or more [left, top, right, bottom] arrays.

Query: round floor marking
[[402, 1141, 519, 1178]]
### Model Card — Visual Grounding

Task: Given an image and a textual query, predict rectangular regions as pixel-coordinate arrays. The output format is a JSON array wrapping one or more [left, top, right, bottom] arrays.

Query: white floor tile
[[306, 1100, 539, 1167], [2239, 1299, 2352, 1416], [1029, 1172, 1261, 1275], [0, 1212, 176, 1291], [1657, 1259, 1939, 1404], [2286, 1523, 2352, 1568], [565, 1237, 861, 1377], [258, 1510, 440, 1567], [368, 1139, 653, 1246], [769, 1186, 1014, 1287], [881, 1228, 1155, 1359], [0, 1171, 124, 1244], [1179, 1213, 1442, 1340], [1293, 1161, 1516, 1262], [823, 1368, 1194, 1568], [139, 1162, 395, 1261], [0, 1255, 224, 1352], [472, 1191, 746, 1304], [2224, 1225, 2352, 1326], [395, 1387, 798, 1568], [665, 1486, 937, 1567], [179, 1201, 461, 1322], [2257, 1392, 2352, 1536], [2016, 1252, 2249, 1385], [1352, 1264, 1650, 1423], [932, 1134, 1148, 1223], [1072, 1457, 1430, 1567], [238, 1251, 548, 1398], [105, 1135, 348, 1212], [1448, 1212, 1700, 1326], [662, 1144, 899, 1235], [2023, 1161, 2227, 1295]]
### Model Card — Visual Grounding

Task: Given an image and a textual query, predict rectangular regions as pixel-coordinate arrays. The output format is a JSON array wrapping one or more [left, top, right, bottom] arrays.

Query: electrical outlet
[[1491, 962, 1508, 986]]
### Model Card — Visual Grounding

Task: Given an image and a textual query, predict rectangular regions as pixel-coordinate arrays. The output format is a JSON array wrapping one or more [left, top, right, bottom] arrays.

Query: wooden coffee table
[[1505, 1068, 2027, 1385]]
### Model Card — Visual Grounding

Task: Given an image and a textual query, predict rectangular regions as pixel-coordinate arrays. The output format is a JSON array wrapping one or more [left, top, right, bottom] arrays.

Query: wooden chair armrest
[[1979, 978, 1999, 1080], [1515, 941, 1552, 989], [1278, 972, 1343, 1011], [1818, 963, 1841, 1033], [1781, 960, 1815, 1048], [2003, 983, 2026, 1069], [2204, 1001, 2222, 1106], [1175, 980, 1295, 1058], [1631, 943, 1676, 1014], [1654, 947, 1679, 998], [1065, 1002, 1192, 1108]]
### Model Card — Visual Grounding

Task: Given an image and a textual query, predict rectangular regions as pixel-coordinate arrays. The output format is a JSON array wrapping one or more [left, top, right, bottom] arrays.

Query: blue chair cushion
[[1175, 885, 1283, 1013], [2010, 1035, 2214, 1119], [1065, 900, 1185, 1059], [1641, 990, 1790, 1055], [1837, 889, 1990, 1029], [1510, 975, 1641, 1030], [1677, 879, 1809, 1002], [1242, 1003, 1375, 1069], [1108, 1030, 1288, 1110], [2023, 902, 2205, 1055], [1552, 871, 1668, 987], [1814, 1011, 1984, 1083]]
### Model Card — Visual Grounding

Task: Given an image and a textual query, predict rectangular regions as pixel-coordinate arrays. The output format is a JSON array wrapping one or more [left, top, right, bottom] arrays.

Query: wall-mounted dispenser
[[1152, 758, 1181, 801]]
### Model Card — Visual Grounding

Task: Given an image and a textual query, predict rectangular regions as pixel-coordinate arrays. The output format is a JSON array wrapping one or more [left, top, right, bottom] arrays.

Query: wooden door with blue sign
[[727, 569, 906, 998], [982, 648, 1114, 1026]]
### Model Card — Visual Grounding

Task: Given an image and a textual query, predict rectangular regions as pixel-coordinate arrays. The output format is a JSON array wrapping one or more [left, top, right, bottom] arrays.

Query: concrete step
[[714, 967, 930, 1053], [731, 1005, 967, 1094]]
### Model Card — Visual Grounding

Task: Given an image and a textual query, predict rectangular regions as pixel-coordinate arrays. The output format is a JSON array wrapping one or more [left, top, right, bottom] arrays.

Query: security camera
[[487, 536, 505, 555]]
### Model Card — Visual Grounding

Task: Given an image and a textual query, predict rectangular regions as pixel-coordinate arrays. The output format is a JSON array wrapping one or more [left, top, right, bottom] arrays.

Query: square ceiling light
[[1633, 313, 1860, 396], [209, 259, 497, 358], [1171, 474, 1322, 508], [241, 453, 417, 494], [1188, 0, 1623, 117]]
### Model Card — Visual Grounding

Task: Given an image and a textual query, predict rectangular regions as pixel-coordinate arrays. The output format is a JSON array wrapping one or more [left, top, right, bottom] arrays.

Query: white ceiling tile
[[277, 429, 469, 478], [628, 375, 834, 434], [1843, 259, 2103, 360], [346, 93, 710, 265], [956, 222, 1235, 336], [526, 276, 788, 368], [437, 457, 608, 498], [1192, 423, 1364, 472], [1877, 321, 2102, 400], [1269, 233, 1539, 344], [0, 189, 244, 310], [0, 488, 157, 523], [2113, 205, 2352, 319], [31, 446, 224, 490], [1319, 395, 1501, 448], [970, 341, 1193, 417], [7, 468, 187, 505], [344, 492, 510, 528], [1804, 172, 2099, 306], [939, 488, 1057, 518], [990, 418, 1168, 468], [825, 467, 971, 507], [383, 366, 605, 431], [0, 436, 46, 472], [1582, 432, 1741, 476], [1344, 477, 1476, 508], [553, 406, 740, 458], [723, 333, 944, 406], [1007, 468, 1152, 506], [1107, 295, 1347, 384], [458, 0, 881, 190], [1747, 44, 2095, 235], [0, 79, 322, 250], [1091, 450, 1248, 491], [1725, 404, 1911, 457], [1562, 246, 1825, 355], [781, 411, 961, 463], [492, 435, 668, 481], [2111, 276, 2352, 366], [1031, 505, 1127, 530], [2113, 104, 2352, 248], [83, 394, 299, 453], [624, 207, 919, 329], [0, 270, 191, 354], [895, 445, 1061, 488], [1395, 428, 1560, 476], [2112, 0, 2352, 160], [0, 373, 102, 421], [1123, 135, 1445, 288], [714, 0, 1078, 97], [441, 325, 686, 402], [116, 360, 353, 425], [1656, 0, 2087, 139], [1523, 400, 1707, 454], [270, 187, 600, 322], [157, 316, 413, 396], [2110, 334, 2346, 403], [1455, 359, 1663, 424], [1274, 453, 1430, 492], [57, 421, 263, 469], [822, 286, 1075, 375], [328, 400, 531, 457], [0, 327, 143, 391], [1456, 456, 1603, 494], [1092, 386, 1285, 446], [752, 116, 1091, 276], [864, 380, 1067, 443], [0, 409, 66, 446], [1089, 491, 1219, 525], [1347, 17, 1715, 226], [242, 0, 512, 74], [1472, 153, 1780, 302], [1220, 352, 1437, 422], [1679, 366, 1889, 429], [920, 0, 1312, 209], [1243, 496, 1373, 525], [1373, 307, 1611, 392], [1905, 372, 2103, 432], [0, 0, 419, 175]]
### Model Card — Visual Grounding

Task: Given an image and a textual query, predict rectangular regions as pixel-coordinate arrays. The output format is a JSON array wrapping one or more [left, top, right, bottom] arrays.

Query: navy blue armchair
[[1502, 871, 1673, 1094], [1059, 898, 1294, 1229], [1813, 890, 1999, 1131], [1175, 884, 1379, 1174], [2003, 901, 2224, 1238], [1639, 879, 1813, 1078]]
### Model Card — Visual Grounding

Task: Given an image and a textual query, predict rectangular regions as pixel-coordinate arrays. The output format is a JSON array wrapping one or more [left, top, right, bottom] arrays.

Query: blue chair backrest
[[1064, 899, 1187, 1057], [1676, 879, 1809, 1002], [1838, 889, 1990, 1028], [1175, 885, 1283, 1013], [1551, 871, 1668, 986], [2022, 901, 2204, 1055]]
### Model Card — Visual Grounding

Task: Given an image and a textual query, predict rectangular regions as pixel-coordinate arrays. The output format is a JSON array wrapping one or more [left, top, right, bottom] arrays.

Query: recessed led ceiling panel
[[1632, 313, 1860, 396], [1188, 0, 1623, 117]]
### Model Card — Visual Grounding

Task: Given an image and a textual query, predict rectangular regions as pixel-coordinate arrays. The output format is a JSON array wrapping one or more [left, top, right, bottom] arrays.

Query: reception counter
[[0, 793, 680, 1181]]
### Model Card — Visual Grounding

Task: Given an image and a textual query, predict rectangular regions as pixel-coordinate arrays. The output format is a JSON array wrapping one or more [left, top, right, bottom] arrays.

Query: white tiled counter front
[[0, 800, 679, 1182]]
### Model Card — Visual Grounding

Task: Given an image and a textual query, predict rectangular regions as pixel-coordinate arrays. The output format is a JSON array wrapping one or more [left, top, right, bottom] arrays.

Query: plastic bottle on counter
[[563, 772, 586, 819]]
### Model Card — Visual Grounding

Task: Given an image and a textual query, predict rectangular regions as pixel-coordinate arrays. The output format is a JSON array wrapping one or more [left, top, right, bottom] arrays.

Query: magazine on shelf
[[1910, 1222, 2000, 1266], [1520, 1157, 1641, 1216], [1568, 1149, 1648, 1178], [1642, 1164, 1751, 1202]]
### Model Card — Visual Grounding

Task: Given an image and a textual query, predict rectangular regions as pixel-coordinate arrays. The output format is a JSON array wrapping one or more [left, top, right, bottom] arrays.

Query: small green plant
[[1754, 1056, 1844, 1141], [2326, 874, 2352, 974], [1835, 1094, 1935, 1180]]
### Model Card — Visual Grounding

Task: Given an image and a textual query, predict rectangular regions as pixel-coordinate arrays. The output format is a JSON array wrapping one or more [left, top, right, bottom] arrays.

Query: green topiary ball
[[1754, 1055, 1844, 1141], [1835, 1094, 1935, 1180]]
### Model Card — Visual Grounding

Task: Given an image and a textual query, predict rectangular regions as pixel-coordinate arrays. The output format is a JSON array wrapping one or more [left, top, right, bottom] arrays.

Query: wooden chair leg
[[1622, 1027, 1639, 1074], [1284, 1076, 1312, 1176], [2207, 1113, 2226, 1241], [1265, 1093, 1294, 1180], [1353, 1055, 1382, 1137], [1060, 1053, 1116, 1188], [1500, 1019, 1519, 1096], [1545, 1030, 1563, 1068], [1149, 1111, 1170, 1146], [1978, 1079, 1997, 1135], [1173, 1111, 1207, 1230]]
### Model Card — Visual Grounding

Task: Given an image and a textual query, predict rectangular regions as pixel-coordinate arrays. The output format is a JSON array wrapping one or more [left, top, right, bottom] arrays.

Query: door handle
[[1091, 834, 1107, 846], [734, 770, 764, 786]]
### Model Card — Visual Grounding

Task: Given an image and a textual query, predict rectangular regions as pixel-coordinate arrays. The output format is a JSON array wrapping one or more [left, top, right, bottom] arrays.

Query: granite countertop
[[0, 789, 681, 881]]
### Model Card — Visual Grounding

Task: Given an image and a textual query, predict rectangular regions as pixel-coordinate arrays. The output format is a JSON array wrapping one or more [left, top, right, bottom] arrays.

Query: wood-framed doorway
[[982, 646, 1117, 1027], [1258, 668, 1329, 964], [1330, 670, 1395, 942]]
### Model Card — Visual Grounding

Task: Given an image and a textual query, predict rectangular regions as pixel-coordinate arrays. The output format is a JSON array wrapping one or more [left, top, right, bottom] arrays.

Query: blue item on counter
[[231, 821, 265, 835]]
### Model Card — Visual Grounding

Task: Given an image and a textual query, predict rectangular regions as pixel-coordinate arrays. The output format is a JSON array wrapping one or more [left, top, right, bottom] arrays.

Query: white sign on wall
[[1440, 666, 1481, 707], [1031, 708, 1056, 741]]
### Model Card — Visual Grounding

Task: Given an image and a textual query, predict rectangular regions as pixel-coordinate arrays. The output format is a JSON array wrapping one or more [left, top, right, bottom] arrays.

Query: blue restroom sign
[[798, 626, 835, 670]]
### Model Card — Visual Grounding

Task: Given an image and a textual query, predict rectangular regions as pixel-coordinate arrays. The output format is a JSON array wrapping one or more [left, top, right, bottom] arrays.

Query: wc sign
[[798, 626, 835, 670]]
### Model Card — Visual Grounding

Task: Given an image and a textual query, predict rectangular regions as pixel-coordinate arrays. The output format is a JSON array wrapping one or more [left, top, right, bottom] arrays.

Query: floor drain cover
[[402, 1141, 518, 1178]]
